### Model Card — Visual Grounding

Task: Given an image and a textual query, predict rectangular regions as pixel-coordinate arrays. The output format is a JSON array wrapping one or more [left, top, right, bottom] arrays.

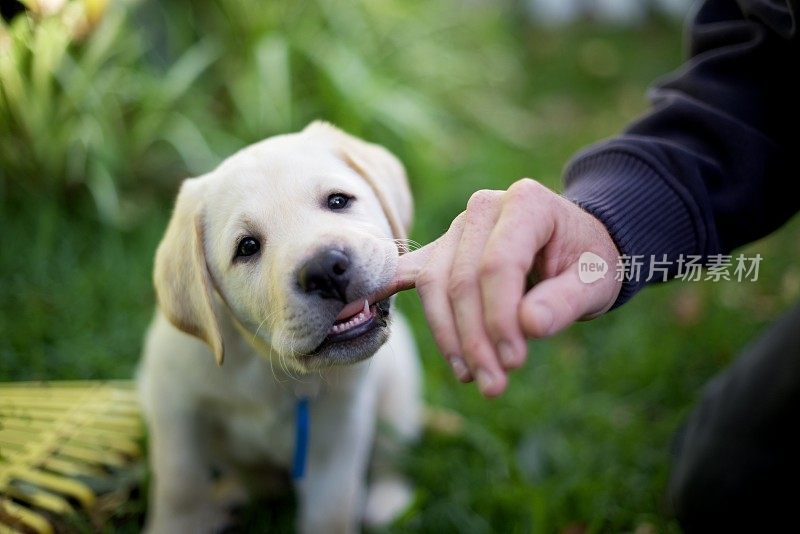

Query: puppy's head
[[154, 122, 412, 372]]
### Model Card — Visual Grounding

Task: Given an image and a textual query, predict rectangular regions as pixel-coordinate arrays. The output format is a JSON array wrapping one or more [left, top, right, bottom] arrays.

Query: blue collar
[[292, 396, 311, 480]]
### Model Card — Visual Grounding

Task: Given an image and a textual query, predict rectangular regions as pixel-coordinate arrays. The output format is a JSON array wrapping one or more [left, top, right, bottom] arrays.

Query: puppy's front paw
[[363, 477, 414, 528]]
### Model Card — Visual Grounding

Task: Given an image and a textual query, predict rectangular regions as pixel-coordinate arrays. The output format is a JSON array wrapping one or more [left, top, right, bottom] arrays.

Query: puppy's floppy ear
[[304, 121, 413, 242], [153, 178, 224, 365]]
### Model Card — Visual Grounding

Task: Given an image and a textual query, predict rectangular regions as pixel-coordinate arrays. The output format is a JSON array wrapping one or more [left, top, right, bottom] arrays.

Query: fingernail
[[476, 369, 496, 395], [534, 305, 554, 336], [497, 341, 516, 367], [449, 357, 471, 382]]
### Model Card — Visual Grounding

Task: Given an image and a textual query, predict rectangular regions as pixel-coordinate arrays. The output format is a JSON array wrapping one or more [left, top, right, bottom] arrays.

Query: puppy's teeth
[[332, 302, 377, 336]]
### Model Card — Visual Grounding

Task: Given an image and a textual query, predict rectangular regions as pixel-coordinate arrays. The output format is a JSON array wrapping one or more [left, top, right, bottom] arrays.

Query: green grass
[[4, 2, 800, 532], [0, 198, 166, 380]]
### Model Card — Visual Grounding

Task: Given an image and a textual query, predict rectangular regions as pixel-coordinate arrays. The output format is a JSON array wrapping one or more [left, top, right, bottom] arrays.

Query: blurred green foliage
[[3, 0, 800, 532]]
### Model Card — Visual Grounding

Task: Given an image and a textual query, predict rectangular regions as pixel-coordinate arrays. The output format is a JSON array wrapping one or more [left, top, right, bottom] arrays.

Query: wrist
[[564, 145, 704, 308]]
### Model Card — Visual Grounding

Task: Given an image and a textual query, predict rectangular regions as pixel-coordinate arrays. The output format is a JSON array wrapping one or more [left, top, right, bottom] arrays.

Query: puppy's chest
[[215, 392, 298, 467]]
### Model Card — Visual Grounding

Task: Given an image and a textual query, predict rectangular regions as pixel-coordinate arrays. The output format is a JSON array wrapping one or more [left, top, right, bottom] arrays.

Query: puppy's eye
[[236, 237, 260, 258], [327, 193, 352, 210]]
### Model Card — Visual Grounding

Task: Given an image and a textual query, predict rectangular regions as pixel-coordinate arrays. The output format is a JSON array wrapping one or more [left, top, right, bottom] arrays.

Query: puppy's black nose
[[297, 249, 350, 302]]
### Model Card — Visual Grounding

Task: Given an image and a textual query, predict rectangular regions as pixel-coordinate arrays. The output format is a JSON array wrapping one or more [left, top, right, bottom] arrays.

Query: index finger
[[366, 240, 438, 303]]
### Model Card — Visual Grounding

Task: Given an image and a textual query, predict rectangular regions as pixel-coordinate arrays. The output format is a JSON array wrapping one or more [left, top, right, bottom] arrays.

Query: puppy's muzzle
[[297, 249, 351, 303]]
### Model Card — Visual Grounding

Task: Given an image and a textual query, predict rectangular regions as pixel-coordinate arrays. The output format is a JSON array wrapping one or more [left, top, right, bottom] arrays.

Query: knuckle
[[450, 211, 467, 231], [480, 252, 528, 280], [478, 256, 506, 278], [484, 315, 512, 341], [508, 178, 544, 200], [461, 336, 487, 360], [448, 273, 476, 298], [433, 334, 461, 359], [467, 189, 500, 212]]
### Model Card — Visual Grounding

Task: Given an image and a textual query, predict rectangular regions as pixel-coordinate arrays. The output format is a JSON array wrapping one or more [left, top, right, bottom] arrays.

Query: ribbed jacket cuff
[[564, 147, 702, 308]]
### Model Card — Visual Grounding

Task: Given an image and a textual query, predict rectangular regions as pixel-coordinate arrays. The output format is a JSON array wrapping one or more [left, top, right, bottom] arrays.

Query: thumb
[[518, 263, 616, 338]]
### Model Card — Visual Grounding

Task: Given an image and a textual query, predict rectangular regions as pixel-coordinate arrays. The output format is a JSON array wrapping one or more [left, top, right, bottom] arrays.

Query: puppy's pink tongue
[[336, 299, 370, 321]]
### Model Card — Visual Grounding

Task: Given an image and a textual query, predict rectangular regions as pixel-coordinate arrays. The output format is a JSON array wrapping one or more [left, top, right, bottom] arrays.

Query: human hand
[[383, 179, 622, 397]]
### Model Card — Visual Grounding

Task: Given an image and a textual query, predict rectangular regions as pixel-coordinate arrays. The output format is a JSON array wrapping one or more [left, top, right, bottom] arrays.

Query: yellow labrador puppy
[[138, 122, 421, 533]]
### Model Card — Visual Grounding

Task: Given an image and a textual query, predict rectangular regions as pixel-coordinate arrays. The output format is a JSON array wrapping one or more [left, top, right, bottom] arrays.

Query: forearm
[[564, 0, 799, 307]]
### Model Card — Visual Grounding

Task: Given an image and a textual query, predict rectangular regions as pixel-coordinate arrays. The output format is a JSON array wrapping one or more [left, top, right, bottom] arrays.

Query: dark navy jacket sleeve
[[563, 0, 799, 307]]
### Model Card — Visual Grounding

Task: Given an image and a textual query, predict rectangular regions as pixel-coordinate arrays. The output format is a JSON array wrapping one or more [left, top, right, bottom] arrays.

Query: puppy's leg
[[144, 408, 230, 534], [364, 313, 422, 527], [296, 384, 378, 534]]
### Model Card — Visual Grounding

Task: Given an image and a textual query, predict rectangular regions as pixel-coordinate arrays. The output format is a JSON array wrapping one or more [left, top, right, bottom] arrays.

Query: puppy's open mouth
[[310, 298, 390, 354]]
